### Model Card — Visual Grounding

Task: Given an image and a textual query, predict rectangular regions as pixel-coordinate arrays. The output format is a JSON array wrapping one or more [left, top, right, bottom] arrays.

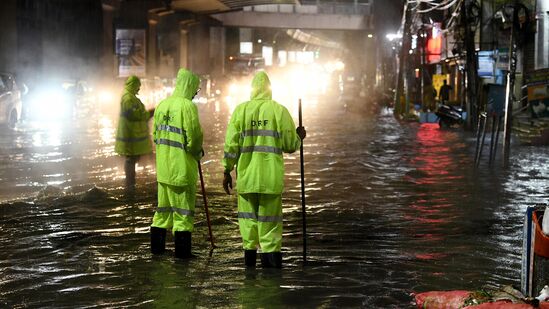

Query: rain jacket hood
[[125, 75, 141, 95], [173, 69, 200, 100], [250, 71, 272, 100]]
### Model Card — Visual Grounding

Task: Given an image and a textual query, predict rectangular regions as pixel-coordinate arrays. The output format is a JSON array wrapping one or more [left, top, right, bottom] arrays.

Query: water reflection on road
[[1, 99, 548, 307]]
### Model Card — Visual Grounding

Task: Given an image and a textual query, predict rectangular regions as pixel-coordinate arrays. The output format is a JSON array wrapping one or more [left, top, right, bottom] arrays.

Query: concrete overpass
[[144, 1, 375, 77], [211, 4, 373, 30], [166, 1, 374, 30]]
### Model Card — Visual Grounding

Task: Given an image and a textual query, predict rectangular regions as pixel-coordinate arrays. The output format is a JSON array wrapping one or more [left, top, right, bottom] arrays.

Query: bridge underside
[[212, 11, 373, 30]]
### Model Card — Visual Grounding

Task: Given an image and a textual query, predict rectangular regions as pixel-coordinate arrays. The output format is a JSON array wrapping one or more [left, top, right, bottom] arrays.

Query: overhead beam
[[171, 0, 228, 13], [212, 11, 372, 30]]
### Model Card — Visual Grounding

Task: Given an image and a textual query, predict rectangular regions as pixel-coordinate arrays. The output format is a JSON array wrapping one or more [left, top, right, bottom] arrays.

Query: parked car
[[0, 72, 26, 129]]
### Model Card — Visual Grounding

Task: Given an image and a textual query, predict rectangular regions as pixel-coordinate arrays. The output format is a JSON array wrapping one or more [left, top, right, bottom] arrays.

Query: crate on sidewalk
[[522, 206, 549, 297]]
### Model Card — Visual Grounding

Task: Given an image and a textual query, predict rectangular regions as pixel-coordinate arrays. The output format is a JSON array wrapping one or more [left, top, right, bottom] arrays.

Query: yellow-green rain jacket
[[115, 75, 152, 156], [154, 69, 203, 187], [223, 71, 301, 194]]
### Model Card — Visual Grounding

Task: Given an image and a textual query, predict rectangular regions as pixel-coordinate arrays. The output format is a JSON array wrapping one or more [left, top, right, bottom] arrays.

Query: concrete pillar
[[210, 27, 225, 76], [179, 26, 189, 70], [189, 23, 210, 75], [101, 3, 117, 78], [0, 0, 18, 73], [148, 19, 158, 77]]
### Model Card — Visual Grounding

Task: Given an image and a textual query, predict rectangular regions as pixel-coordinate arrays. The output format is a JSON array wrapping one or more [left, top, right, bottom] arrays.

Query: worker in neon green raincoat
[[222, 71, 306, 268], [115, 75, 154, 187], [150, 68, 203, 259]]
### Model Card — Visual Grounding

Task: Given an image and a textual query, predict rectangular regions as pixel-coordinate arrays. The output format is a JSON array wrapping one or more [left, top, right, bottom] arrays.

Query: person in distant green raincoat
[[115, 75, 153, 187], [150, 68, 203, 259], [222, 71, 306, 268]]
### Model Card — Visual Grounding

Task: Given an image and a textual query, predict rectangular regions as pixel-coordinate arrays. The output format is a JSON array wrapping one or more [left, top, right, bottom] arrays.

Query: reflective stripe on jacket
[[154, 69, 203, 187], [222, 71, 301, 194], [115, 75, 152, 156]]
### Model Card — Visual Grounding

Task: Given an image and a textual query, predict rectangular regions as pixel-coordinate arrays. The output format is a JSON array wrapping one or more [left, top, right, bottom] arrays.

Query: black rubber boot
[[124, 156, 137, 187], [260, 252, 282, 268], [244, 250, 257, 267], [150, 227, 166, 255], [174, 231, 194, 259]]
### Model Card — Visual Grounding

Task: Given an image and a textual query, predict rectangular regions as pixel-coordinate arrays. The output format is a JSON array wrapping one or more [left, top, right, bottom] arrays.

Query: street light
[[386, 33, 402, 41]]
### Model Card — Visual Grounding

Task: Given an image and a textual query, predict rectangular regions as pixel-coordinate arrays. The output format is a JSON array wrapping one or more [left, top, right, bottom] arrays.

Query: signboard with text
[[526, 69, 549, 118], [115, 29, 146, 78]]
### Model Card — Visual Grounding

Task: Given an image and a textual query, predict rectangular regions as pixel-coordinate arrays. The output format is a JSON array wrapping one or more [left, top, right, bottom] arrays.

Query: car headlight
[[30, 89, 70, 119], [44, 90, 67, 105]]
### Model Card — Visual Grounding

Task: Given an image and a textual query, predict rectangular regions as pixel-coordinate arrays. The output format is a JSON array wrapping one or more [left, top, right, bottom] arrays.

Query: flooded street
[[1, 98, 549, 308]]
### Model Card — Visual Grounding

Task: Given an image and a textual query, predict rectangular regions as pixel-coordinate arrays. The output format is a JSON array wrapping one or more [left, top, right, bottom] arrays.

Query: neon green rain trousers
[[151, 69, 203, 233], [238, 193, 282, 252], [115, 75, 152, 156], [222, 71, 301, 252], [153, 183, 196, 232]]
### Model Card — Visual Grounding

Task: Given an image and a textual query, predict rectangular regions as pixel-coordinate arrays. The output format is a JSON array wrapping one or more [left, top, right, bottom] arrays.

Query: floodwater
[[1, 97, 548, 308]]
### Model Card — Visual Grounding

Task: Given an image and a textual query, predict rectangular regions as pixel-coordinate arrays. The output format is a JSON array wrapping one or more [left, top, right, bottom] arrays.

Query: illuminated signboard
[[426, 23, 442, 64]]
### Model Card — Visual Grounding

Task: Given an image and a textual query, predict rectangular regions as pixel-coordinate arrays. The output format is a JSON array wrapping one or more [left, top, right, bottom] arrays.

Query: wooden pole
[[503, 3, 518, 169], [298, 98, 307, 263], [198, 161, 215, 249]]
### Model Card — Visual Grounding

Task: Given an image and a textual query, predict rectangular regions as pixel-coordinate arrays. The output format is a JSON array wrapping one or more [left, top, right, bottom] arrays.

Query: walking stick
[[298, 98, 307, 263], [198, 161, 215, 249]]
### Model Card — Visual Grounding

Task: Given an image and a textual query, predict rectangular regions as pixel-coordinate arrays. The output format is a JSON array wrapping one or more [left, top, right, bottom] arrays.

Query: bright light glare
[[99, 91, 114, 103], [192, 97, 208, 104], [386, 33, 402, 41], [269, 64, 329, 110], [229, 83, 239, 94], [164, 86, 174, 96], [324, 60, 345, 72], [262, 46, 273, 66], [98, 116, 114, 145], [32, 89, 71, 119], [296, 51, 314, 64], [240, 42, 253, 54], [278, 50, 287, 66], [31, 122, 63, 147], [224, 80, 251, 112], [222, 63, 332, 114]]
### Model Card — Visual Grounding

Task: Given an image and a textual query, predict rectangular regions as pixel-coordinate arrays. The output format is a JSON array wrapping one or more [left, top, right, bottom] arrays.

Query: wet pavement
[[1, 98, 549, 308]]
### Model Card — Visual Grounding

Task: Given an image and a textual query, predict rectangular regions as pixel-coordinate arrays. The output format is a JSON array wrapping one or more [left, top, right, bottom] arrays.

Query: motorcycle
[[435, 103, 464, 128]]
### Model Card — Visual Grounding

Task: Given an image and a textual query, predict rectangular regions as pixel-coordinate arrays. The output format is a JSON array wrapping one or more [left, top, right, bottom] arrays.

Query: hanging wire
[[406, 0, 465, 35], [407, 0, 460, 14], [417, 0, 460, 13], [443, 0, 465, 31]]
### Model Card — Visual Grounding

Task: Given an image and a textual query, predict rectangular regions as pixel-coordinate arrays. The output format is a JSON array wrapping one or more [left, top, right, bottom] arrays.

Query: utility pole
[[420, 26, 425, 110], [502, 3, 518, 168], [394, 1, 411, 117], [462, 0, 479, 130]]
